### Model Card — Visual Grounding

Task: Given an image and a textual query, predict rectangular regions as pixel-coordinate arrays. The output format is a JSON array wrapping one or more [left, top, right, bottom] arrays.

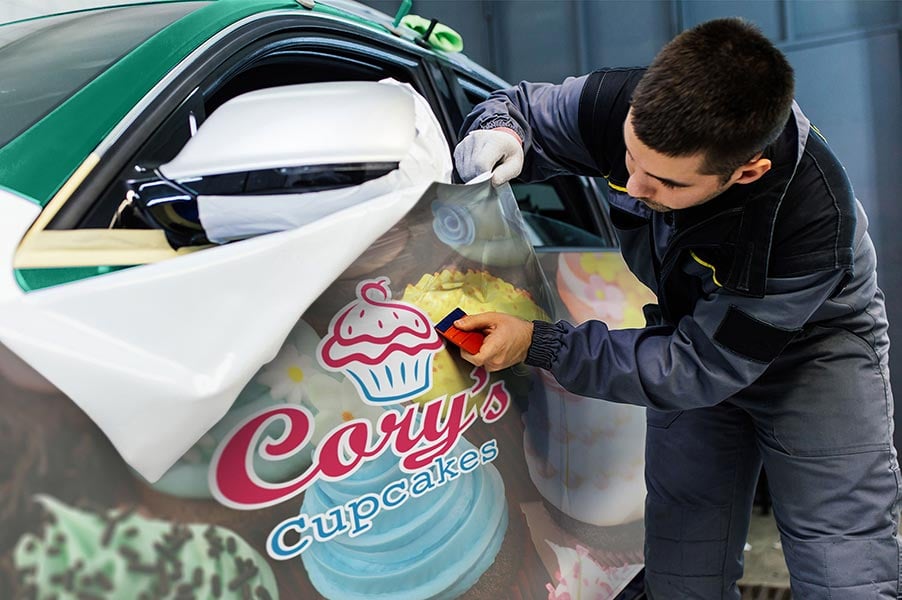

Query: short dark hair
[[630, 18, 794, 180]]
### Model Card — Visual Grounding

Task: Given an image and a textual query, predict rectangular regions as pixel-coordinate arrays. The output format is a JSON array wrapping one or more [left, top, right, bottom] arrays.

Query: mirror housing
[[127, 81, 418, 247], [161, 81, 416, 179]]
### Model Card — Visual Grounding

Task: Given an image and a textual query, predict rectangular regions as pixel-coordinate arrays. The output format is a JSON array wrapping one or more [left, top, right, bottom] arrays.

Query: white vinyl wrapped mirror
[[160, 81, 416, 179], [131, 80, 446, 246]]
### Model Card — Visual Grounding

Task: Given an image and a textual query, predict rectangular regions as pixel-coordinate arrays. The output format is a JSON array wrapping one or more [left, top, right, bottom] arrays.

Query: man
[[452, 17, 900, 599]]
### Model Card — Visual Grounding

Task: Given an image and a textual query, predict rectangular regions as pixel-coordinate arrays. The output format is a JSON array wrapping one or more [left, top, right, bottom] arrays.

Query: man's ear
[[731, 156, 772, 185]]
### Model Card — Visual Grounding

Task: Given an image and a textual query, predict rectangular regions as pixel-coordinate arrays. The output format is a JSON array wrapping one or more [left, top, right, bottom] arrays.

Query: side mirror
[[128, 81, 417, 247]]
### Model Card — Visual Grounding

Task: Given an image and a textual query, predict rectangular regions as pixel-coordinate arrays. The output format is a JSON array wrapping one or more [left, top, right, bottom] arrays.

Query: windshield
[[0, 2, 209, 148]]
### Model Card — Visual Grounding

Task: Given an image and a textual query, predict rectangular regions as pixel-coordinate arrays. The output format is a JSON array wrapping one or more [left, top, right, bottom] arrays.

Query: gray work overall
[[464, 68, 902, 598]]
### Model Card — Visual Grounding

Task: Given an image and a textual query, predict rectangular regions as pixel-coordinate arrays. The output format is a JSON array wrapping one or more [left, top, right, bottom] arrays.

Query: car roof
[[0, 0, 505, 208]]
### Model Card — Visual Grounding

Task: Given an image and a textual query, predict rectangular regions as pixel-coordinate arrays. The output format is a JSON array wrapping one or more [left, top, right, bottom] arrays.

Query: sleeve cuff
[[524, 320, 561, 370], [477, 115, 527, 144]]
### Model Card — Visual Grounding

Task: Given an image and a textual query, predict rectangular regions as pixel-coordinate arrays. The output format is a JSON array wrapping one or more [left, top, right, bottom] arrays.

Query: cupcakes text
[[265, 438, 499, 560]]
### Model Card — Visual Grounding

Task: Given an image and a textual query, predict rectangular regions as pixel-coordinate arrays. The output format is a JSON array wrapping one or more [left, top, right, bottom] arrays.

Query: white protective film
[[431, 172, 533, 267], [0, 81, 452, 482]]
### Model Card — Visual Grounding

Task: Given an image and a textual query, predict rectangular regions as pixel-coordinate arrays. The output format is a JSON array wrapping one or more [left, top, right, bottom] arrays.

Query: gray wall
[[367, 0, 902, 440]]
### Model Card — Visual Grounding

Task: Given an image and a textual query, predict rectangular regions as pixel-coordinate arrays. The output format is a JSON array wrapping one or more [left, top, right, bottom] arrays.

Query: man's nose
[[626, 173, 654, 200]]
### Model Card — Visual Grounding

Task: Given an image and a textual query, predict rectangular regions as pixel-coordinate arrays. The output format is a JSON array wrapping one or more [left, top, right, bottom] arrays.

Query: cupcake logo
[[318, 278, 443, 405]]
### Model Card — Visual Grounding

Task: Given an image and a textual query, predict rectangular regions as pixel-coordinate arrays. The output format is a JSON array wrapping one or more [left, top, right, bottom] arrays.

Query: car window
[[454, 75, 616, 249], [515, 182, 608, 248], [0, 2, 209, 149]]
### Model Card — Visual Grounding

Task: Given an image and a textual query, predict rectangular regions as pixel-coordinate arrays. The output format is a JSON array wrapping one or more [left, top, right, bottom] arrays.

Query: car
[[0, 2, 653, 598]]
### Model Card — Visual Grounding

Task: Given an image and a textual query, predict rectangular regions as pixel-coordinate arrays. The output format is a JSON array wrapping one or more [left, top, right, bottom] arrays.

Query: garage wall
[[366, 0, 902, 443]]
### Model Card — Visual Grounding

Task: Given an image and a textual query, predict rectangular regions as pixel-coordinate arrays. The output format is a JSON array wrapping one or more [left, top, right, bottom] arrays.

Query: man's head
[[626, 18, 795, 211]]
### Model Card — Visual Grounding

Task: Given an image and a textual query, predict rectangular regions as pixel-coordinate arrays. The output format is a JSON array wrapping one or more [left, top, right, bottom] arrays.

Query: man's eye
[[660, 180, 678, 189]]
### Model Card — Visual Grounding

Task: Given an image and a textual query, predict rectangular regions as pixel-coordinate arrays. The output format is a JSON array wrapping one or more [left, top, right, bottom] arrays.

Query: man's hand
[[453, 311, 533, 372], [453, 128, 524, 186]]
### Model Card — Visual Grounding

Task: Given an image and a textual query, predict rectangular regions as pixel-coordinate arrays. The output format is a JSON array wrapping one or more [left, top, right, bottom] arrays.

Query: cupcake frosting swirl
[[320, 278, 442, 367], [431, 202, 476, 246]]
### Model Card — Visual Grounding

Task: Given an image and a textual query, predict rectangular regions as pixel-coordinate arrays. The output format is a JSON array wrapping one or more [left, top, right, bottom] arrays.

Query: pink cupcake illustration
[[318, 278, 443, 404]]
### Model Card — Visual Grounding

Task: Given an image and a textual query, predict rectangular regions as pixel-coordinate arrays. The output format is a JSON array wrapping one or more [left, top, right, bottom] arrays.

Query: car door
[[2, 8, 458, 482]]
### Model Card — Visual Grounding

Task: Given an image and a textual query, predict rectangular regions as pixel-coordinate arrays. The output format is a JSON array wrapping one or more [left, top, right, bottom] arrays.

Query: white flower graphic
[[256, 344, 328, 405], [309, 375, 386, 447], [255, 342, 384, 446]]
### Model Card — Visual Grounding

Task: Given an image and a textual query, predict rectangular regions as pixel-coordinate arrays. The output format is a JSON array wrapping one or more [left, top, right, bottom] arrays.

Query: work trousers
[[643, 327, 902, 599]]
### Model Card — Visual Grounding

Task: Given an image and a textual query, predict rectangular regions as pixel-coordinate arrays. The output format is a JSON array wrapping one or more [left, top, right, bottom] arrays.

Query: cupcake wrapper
[[344, 354, 434, 404]]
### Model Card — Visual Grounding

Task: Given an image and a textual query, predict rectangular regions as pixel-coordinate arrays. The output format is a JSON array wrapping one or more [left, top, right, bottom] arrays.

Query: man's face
[[623, 110, 735, 212]]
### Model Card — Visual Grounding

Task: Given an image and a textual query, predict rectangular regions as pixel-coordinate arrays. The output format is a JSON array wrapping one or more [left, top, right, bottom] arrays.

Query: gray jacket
[[462, 69, 891, 413]]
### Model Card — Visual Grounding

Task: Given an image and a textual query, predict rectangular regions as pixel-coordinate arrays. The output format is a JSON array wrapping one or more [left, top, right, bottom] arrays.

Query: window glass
[[458, 77, 491, 110], [0, 2, 209, 148], [455, 76, 614, 248], [512, 181, 612, 248]]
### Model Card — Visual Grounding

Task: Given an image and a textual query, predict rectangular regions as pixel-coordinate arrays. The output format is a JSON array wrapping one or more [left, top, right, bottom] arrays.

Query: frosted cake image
[[524, 371, 646, 527], [402, 269, 549, 410], [299, 433, 509, 600], [319, 278, 443, 404], [14, 495, 278, 599], [403, 269, 549, 324], [556, 252, 655, 328], [531, 252, 650, 530]]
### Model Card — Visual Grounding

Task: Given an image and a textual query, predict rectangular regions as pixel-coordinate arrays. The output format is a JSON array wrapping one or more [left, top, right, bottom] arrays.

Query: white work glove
[[453, 128, 524, 186]]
